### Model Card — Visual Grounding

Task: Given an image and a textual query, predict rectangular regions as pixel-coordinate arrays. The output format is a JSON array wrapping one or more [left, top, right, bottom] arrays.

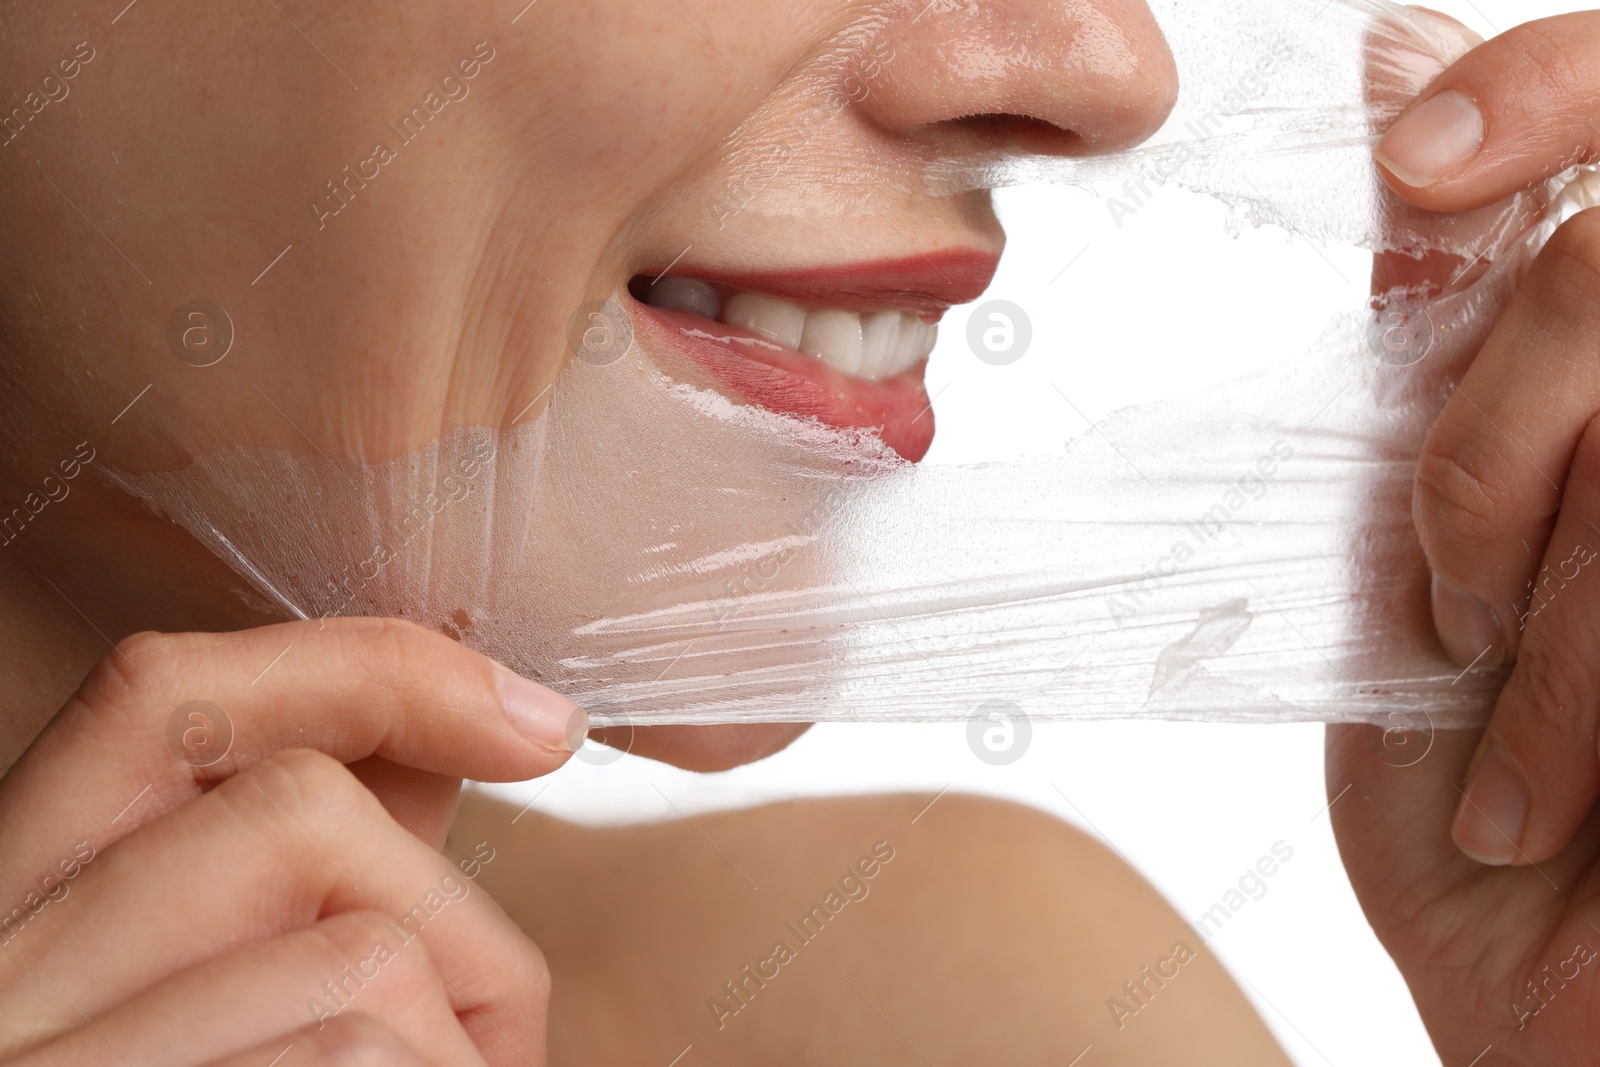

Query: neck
[[0, 480, 276, 776], [0, 549, 104, 773]]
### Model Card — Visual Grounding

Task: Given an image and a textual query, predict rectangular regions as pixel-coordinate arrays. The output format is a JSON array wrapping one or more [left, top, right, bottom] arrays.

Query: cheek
[[591, 721, 811, 771]]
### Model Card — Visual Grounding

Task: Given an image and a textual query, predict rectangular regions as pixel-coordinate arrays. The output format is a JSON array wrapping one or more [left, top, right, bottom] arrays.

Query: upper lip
[[637, 248, 1001, 316]]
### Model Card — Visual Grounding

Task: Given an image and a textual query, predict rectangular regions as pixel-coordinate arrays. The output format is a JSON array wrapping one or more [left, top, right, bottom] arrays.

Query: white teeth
[[645, 278, 938, 381], [899, 318, 937, 372], [860, 310, 902, 380], [799, 309, 863, 376], [644, 276, 721, 320], [720, 291, 935, 380], [722, 291, 807, 351]]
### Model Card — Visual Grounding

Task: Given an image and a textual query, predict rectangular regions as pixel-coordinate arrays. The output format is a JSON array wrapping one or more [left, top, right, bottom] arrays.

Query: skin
[[0, 0, 1177, 770], [448, 790, 1289, 1065], [6, 0, 1599, 1061], [1333, 9, 1600, 1065], [0, 0, 1290, 1062]]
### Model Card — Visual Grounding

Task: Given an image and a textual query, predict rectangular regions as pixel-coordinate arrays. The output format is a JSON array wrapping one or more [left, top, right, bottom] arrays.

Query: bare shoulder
[[448, 789, 1289, 1067]]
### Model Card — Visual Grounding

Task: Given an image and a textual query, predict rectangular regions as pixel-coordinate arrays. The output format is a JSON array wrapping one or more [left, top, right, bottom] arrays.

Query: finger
[[16, 913, 486, 1067], [347, 757, 465, 847], [1365, 9, 1485, 319], [198, 1015, 430, 1067], [1323, 724, 1564, 974], [1326, 722, 1480, 897], [1374, 13, 1600, 209], [1450, 414, 1600, 865], [0, 750, 548, 1066], [1412, 208, 1600, 667], [0, 617, 585, 900]]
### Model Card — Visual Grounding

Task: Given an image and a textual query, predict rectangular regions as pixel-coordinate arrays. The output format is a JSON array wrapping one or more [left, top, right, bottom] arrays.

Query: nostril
[[953, 113, 1084, 156], [853, 0, 1178, 159]]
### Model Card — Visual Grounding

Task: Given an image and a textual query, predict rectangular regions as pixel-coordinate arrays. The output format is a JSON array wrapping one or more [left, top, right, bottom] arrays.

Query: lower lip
[[627, 300, 935, 463]]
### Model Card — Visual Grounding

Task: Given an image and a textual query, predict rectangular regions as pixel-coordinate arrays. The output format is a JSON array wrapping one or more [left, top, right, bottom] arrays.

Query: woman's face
[[0, 0, 1175, 768]]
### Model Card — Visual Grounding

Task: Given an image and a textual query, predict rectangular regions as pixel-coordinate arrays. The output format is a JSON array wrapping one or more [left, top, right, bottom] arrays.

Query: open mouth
[[625, 251, 1000, 462]]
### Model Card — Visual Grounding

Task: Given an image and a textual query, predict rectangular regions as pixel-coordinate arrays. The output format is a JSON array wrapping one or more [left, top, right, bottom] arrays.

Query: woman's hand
[[1333, 12, 1600, 1062], [0, 617, 583, 1065], [1373, 11, 1600, 868]]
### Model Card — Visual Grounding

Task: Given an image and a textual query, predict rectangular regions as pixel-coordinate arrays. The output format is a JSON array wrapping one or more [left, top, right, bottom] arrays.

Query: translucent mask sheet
[[109, 0, 1587, 728]]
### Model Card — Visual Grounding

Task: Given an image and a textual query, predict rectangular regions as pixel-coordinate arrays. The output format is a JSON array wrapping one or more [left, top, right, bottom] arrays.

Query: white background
[[501, 1, 1583, 1063]]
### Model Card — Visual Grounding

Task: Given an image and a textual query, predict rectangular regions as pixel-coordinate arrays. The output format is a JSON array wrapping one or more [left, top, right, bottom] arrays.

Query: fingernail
[[494, 667, 588, 752], [1375, 89, 1485, 187], [1451, 741, 1530, 865], [1430, 572, 1503, 668]]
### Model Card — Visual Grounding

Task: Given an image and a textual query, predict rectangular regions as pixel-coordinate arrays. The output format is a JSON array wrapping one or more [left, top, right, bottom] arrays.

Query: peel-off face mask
[[110, 0, 1591, 728]]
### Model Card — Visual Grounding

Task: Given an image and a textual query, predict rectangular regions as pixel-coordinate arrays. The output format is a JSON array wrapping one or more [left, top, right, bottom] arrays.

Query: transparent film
[[107, 0, 1593, 727]]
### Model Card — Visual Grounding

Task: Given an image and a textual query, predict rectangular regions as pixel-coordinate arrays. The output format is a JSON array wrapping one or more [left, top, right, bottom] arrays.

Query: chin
[[589, 721, 812, 772]]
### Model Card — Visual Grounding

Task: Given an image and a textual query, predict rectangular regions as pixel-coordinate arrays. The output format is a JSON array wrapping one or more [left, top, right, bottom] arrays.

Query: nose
[[855, 0, 1178, 156]]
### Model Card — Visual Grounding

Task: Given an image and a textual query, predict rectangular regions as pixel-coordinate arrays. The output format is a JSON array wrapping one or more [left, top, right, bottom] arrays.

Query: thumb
[[1374, 13, 1600, 210]]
